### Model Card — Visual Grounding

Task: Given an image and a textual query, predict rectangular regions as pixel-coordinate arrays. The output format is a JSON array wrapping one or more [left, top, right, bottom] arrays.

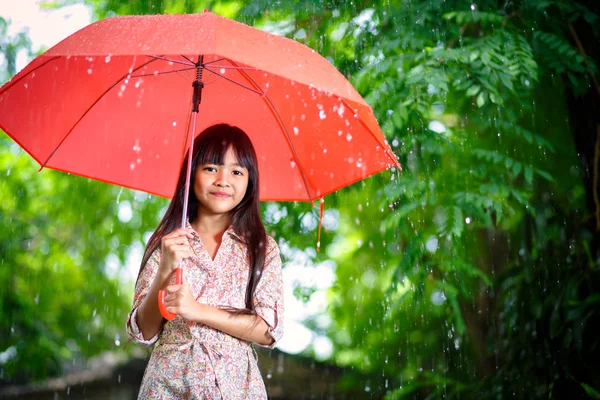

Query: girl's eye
[[233, 170, 243, 176], [204, 166, 216, 172]]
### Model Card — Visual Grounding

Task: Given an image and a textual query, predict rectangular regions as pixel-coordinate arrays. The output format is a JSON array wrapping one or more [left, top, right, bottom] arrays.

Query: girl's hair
[[137, 123, 267, 313]]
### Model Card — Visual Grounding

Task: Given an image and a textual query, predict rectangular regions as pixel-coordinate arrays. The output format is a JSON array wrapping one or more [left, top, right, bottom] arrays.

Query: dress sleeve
[[253, 236, 284, 348], [126, 247, 162, 347]]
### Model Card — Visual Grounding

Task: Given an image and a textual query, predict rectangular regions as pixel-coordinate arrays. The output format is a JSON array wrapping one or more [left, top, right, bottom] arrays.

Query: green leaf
[[476, 91, 488, 107], [466, 85, 481, 97], [581, 383, 600, 399]]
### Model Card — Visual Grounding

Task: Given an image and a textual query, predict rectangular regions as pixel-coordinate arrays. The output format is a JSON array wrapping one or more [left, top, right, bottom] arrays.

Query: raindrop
[[172, 121, 177, 127], [431, 290, 447, 305], [87, 69, 93, 75], [301, 114, 306, 121], [429, 121, 446, 133], [319, 110, 326, 119], [290, 161, 296, 168], [105, 55, 112, 63], [465, 217, 471, 224], [426, 236, 438, 252], [293, 127, 299, 135], [470, 4, 477, 10], [220, 68, 226, 74], [130, 163, 135, 170], [346, 133, 352, 142], [294, 28, 307, 40]]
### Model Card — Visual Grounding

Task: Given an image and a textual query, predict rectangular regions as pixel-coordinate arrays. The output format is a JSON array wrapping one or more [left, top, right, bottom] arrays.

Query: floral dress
[[126, 222, 284, 399]]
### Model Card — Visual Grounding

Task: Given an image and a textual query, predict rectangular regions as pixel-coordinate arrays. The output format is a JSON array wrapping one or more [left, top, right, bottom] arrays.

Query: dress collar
[[185, 220, 243, 242]]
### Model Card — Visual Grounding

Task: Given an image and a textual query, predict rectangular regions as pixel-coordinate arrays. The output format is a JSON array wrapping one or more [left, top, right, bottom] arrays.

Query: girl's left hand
[[164, 284, 201, 321]]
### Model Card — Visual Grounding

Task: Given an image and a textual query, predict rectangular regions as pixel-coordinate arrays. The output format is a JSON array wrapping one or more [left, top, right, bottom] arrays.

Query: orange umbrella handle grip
[[158, 267, 182, 320]]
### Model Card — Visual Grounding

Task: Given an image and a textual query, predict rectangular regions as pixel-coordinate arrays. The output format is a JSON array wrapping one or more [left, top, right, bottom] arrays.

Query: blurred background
[[0, 0, 599, 398]]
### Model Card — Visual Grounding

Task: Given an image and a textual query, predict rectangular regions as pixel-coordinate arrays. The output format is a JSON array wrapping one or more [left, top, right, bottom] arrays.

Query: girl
[[126, 124, 284, 399]]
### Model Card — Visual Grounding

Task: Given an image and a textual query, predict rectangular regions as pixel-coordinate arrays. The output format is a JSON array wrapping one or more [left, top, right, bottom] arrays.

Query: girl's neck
[[191, 213, 232, 235]]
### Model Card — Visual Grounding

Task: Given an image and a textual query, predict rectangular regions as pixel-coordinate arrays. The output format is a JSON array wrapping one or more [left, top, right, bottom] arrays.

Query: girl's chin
[[199, 201, 239, 215]]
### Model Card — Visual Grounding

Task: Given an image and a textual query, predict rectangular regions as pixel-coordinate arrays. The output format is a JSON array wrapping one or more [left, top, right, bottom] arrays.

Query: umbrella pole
[[159, 56, 204, 321], [181, 55, 205, 229]]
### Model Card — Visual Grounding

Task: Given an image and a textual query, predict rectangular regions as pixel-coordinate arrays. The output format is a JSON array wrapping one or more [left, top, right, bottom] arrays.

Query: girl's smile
[[193, 146, 249, 215]]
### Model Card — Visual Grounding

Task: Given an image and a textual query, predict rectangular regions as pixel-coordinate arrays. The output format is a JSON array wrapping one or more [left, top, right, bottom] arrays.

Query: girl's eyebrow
[[202, 162, 246, 168]]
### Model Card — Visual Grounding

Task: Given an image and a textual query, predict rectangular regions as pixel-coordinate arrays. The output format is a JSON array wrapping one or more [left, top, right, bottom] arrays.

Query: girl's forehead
[[223, 147, 239, 162], [201, 145, 245, 167]]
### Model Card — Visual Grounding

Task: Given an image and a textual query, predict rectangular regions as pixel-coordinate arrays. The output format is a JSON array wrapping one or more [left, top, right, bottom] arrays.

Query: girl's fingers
[[166, 284, 181, 293], [163, 236, 190, 247], [166, 228, 193, 239]]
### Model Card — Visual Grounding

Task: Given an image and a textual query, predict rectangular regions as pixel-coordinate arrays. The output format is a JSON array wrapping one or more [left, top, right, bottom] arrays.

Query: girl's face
[[193, 146, 249, 217]]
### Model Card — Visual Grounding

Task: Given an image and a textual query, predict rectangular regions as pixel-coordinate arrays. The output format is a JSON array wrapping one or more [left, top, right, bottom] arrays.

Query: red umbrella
[[0, 10, 401, 319]]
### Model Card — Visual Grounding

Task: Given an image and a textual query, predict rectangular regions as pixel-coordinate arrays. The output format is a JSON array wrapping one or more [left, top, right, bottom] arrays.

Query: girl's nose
[[215, 170, 230, 186]]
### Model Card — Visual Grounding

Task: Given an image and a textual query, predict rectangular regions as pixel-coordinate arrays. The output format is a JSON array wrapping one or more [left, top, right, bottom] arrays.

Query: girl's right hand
[[159, 228, 194, 278]]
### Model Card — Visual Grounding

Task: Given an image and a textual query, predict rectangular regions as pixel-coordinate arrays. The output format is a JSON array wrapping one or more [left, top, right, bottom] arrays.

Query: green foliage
[[0, 134, 168, 383], [2, 0, 600, 399], [0, 17, 32, 82], [233, 0, 599, 398]]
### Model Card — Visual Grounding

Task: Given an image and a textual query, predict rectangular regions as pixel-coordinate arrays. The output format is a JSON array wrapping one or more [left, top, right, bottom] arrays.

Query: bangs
[[195, 126, 255, 170]]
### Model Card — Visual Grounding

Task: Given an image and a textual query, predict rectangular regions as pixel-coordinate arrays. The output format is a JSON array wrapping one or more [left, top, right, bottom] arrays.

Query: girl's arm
[[133, 228, 193, 341], [163, 285, 274, 346], [197, 305, 274, 346], [165, 236, 284, 347], [135, 269, 172, 340]]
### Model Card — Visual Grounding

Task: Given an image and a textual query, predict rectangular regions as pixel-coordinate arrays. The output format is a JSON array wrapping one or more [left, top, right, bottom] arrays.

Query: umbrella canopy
[[0, 11, 400, 202]]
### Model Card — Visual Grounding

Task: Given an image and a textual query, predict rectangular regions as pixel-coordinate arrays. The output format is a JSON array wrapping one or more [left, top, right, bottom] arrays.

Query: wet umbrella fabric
[[0, 11, 400, 203]]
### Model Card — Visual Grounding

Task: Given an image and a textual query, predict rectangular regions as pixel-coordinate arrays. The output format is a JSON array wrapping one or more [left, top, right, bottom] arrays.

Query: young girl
[[126, 124, 284, 399]]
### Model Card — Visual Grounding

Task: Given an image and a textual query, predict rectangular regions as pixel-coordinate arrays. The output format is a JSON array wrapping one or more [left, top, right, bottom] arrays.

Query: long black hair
[[138, 124, 267, 312]]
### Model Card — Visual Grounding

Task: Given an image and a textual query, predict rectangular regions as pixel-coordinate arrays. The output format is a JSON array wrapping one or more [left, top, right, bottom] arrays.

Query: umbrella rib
[[203, 67, 263, 95], [202, 58, 227, 66], [0, 56, 61, 96], [336, 96, 403, 171], [204, 64, 260, 71], [40, 57, 160, 169], [223, 58, 315, 204], [147, 55, 195, 67], [130, 66, 197, 78], [181, 55, 195, 65]]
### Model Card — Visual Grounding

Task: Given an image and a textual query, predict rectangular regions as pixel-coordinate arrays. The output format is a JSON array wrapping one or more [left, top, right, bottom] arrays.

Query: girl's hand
[[164, 284, 201, 321], [159, 228, 193, 278]]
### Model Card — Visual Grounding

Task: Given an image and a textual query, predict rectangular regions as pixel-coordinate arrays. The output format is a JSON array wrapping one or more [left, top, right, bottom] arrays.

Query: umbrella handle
[[158, 267, 183, 320]]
